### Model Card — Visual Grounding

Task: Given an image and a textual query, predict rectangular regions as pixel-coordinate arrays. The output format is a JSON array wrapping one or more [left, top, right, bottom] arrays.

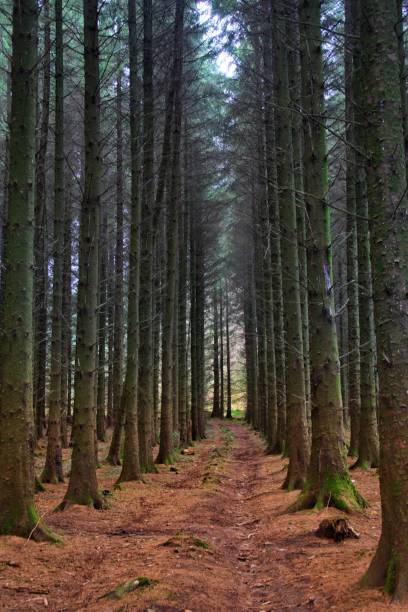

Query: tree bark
[[0, 0, 56, 540], [290, 0, 365, 513], [58, 0, 103, 510], [360, 0, 408, 600], [41, 0, 65, 483], [33, 1, 51, 440], [117, 0, 142, 483]]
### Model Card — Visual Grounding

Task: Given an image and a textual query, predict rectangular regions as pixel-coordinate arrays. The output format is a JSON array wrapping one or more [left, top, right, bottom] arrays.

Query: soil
[[0, 419, 393, 611]]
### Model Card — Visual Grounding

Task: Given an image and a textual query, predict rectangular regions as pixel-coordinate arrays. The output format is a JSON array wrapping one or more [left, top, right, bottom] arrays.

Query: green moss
[[162, 533, 211, 550], [192, 537, 211, 549], [141, 464, 159, 474], [385, 556, 397, 595], [321, 473, 367, 512], [103, 576, 157, 600]]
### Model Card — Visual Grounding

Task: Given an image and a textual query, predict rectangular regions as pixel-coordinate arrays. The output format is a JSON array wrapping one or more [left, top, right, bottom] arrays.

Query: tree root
[[287, 473, 367, 513]]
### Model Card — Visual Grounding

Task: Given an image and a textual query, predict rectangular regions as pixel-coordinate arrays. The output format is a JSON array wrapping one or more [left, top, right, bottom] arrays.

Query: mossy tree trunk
[[41, 0, 65, 483], [360, 0, 408, 600], [58, 0, 102, 510], [291, 0, 364, 513], [0, 0, 55, 540]]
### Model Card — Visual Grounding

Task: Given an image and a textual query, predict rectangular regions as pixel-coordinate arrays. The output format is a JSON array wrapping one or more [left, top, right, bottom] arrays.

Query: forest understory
[[0, 419, 390, 612]]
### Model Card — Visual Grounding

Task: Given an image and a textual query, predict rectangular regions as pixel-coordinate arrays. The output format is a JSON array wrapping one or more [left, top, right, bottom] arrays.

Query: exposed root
[[288, 474, 367, 513]]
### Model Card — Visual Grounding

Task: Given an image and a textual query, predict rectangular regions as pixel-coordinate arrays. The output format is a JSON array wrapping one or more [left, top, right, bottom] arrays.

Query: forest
[[0, 0, 407, 609]]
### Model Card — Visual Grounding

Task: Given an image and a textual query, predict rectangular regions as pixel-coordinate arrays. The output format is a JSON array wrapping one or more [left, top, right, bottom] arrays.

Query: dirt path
[[0, 420, 392, 611]]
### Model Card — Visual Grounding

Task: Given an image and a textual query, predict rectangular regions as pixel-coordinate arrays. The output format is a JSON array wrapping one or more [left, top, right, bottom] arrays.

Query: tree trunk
[[360, 0, 408, 600], [345, 0, 361, 457], [107, 69, 125, 464], [41, 0, 65, 483], [262, 0, 285, 453], [274, 0, 309, 490], [156, 0, 185, 464], [351, 0, 379, 470], [61, 189, 72, 448], [212, 288, 220, 418], [33, 1, 51, 440], [0, 0, 55, 540], [58, 0, 102, 510], [96, 214, 107, 444], [225, 286, 232, 419], [138, 0, 156, 472], [291, 0, 365, 513], [113, 66, 124, 440], [117, 0, 142, 483]]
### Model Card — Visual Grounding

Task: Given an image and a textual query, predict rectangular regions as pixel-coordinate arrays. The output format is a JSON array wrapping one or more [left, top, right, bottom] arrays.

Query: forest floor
[[0, 419, 394, 611]]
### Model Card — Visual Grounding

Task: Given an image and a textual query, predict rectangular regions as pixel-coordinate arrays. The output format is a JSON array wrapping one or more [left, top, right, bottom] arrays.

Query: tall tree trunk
[[58, 0, 102, 510], [107, 68, 125, 464], [138, 0, 156, 472], [244, 264, 258, 426], [113, 67, 124, 435], [117, 0, 142, 483], [225, 286, 232, 419], [262, 0, 285, 453], [0, 0, 55, 540], [41, 0, 65, 483], [157, 0, 185, 464], [96, 214, 107, 444], [33, 1, 51, 440], [396, 0, 408, 176], [291, 0, 364, 512], [61, 191, 72, 448], [178, 128, 189, 445], [219, 285, 225, 419], [274, 0, 309, 490], [352, 0, 379, 470], [360, 0, 408, 600], [345, 0, 361, 457], [212, 288, 220, 418]]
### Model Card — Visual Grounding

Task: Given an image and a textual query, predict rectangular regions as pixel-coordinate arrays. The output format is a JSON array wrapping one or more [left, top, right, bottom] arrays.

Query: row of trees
[[220, 0, 408, 601], [0, 0, 227, 538]]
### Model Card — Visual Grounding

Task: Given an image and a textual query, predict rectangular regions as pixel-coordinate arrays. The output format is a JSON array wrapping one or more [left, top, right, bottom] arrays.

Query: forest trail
[[0, 420, 389, 611]]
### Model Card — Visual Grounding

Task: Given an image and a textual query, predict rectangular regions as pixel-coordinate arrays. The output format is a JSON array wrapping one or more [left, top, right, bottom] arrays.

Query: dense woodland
[[0, 0, 408, 607]]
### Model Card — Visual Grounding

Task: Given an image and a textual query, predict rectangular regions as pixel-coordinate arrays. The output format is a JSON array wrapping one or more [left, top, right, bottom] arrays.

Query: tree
[[273, 0, 309, 489], [58, 0, 103, 510], [0, 0, 55, 540], [290, 0, 364, 512], [41, 0, 65, 483], [117, 0, 142, 484], [138, 0, 156, 472], [157, 0, 186, 464], [33, 0, 51, 440], [360, 0, 408, 600]]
